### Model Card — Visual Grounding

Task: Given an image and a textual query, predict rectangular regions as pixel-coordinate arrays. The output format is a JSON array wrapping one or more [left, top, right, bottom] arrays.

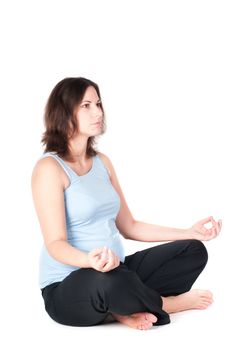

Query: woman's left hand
[[187, 216, 222, 241]]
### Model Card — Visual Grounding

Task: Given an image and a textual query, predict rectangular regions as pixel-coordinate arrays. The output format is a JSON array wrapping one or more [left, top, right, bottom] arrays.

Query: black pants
[[41, 239, 208, 327]]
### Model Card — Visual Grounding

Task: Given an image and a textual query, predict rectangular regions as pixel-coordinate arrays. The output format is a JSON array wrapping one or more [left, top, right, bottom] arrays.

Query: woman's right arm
[[31, 157, 91, 268]]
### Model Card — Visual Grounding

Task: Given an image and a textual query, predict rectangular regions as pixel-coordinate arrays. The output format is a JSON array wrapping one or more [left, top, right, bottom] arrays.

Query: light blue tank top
[[38, 151, 125, 289]]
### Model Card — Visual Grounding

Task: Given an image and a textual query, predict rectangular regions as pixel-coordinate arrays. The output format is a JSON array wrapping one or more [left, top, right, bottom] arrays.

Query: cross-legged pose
[[31, 77, 222, 330]]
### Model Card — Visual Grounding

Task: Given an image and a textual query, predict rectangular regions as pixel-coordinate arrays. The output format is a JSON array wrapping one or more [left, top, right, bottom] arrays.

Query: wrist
[[86, 252, 92, 268], [80, 251, 92, 268], [185, 227, 195, 239]]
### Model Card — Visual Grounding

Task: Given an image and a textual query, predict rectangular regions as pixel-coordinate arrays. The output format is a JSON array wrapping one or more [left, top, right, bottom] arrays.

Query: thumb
[[90, 247, 104, 257], [198, 216, 212, 225]]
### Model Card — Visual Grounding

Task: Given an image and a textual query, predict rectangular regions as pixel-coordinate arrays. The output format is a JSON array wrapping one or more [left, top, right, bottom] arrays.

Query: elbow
[[121, 219, 137, 240], [46, 239, 66, 257], [121, 233, 130, 240]]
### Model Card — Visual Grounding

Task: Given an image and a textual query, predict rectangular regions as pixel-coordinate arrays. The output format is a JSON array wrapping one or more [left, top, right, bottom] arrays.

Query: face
[[75, 86, 103, 137]]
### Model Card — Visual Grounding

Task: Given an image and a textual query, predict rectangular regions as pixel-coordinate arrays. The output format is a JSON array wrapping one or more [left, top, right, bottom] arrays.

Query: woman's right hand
[[87, 246, 120, 272]]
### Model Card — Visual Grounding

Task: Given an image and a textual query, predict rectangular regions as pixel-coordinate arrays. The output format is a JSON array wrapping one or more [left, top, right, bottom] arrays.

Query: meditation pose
[[31, 77, 222, 330]]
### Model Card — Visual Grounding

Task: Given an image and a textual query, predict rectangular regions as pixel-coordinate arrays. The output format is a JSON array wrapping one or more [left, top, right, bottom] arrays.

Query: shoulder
[[96, 151, 112, 178], [31, 155, 64, 187], [32, 156, 61, 175]]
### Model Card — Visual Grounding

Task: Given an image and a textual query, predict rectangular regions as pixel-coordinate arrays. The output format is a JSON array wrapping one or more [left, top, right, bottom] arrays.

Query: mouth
[[92, 121, 102, 126]]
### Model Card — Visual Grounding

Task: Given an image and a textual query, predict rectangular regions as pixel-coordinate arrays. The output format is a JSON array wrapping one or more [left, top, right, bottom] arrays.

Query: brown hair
[[41, 77, 106, 160]]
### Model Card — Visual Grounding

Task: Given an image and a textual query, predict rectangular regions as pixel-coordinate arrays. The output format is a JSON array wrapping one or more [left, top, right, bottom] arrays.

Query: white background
[[0, 0, 231, 349]]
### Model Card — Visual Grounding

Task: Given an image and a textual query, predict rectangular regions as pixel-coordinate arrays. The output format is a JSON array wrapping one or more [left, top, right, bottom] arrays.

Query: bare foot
[[162, 289, 213, 314], [111, 312, 157, 330]]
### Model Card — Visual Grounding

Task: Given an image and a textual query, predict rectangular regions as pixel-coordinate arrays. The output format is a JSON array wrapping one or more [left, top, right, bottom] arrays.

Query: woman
[[31, 77, 222, 330]]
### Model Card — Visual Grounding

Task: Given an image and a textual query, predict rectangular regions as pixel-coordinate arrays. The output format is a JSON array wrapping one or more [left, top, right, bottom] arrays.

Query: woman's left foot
[[111, 312, 157, 330], [161, 289, 213, 313]]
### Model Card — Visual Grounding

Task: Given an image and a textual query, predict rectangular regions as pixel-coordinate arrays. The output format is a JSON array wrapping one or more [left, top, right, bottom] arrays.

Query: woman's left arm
[[126, 216, 222, 242], [97, 152, 222, 242]]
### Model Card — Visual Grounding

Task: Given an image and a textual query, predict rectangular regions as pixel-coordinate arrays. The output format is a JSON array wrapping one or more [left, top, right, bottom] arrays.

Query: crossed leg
[[112, 239, 211, 330]]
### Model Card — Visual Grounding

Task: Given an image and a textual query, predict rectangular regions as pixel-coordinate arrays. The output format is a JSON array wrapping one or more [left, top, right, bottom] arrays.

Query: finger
[[100, 249, 109, 260], [219, 219, 222, 231], [104, 249, 114, 265], [97, 258, 109, 270], [201, 216, 216, 237], [90, 253, 102, 264], [102, 249, 114, 272], [197, 224, 211, 236], [198, 216, 213, 225], [100, 250, 109, 262], [210, 217, 217, 234], [216, 221, 221, 236], [208, 226, 218, 239], [218, 219, 222, 229], [202, 229, 212, 240], [211, 217, 220, 235], [97, 249, 109, 269], [200, 226, 208, 234], [109, 250, 119, 268], [94, 254, 101, 261], [210, 216, 217, 228], [216, 222, 220, 235], [101, 246, 109, 260], [108, 249, 115, 266], [90, 247, 105, 258]]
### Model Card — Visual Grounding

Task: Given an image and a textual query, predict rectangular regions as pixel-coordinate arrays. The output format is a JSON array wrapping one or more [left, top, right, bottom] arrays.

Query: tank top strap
[[39, 152, 74, 183], [94, 154, 110, 179]]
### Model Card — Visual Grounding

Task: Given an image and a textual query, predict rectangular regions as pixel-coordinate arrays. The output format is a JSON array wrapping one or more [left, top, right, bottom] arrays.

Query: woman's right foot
[[161, 289, 213, 314], [111, 312, 157, 330]]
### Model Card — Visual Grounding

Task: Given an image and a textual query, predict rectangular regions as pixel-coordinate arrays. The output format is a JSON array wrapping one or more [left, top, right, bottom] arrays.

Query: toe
[[145, 313, 157, 323]]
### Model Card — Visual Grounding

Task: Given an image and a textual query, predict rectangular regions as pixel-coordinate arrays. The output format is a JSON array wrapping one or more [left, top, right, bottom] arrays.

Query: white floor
[[4, 238, 230, 350], [17, 287, 229, 350]]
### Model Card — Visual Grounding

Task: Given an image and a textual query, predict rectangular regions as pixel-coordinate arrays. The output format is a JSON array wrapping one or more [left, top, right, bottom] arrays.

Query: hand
[[187, 216, 222, 241], [87, 246, 120, 272]]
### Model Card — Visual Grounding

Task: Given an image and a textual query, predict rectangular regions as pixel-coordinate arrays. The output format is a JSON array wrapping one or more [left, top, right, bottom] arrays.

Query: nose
[[93, 105, 103, 119]]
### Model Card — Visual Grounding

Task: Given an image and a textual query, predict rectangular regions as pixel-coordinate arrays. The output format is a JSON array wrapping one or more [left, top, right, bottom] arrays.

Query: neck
[[67, 135, 89, 163]]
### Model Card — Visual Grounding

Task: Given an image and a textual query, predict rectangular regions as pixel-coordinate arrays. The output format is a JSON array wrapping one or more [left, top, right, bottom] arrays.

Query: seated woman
[[31, 77, 222, 330]]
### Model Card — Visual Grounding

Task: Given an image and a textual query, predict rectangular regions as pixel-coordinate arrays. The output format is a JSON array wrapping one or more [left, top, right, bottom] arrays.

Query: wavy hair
[[41, 77, 106, 160]]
